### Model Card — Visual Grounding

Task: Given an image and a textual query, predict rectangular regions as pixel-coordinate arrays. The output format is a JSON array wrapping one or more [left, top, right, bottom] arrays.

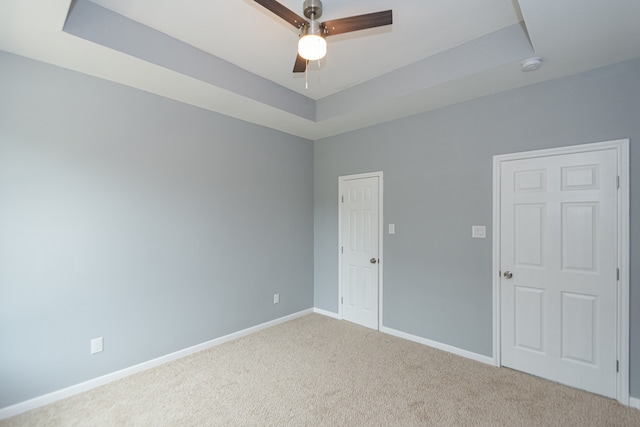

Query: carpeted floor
[[2, 314, 639, 426]]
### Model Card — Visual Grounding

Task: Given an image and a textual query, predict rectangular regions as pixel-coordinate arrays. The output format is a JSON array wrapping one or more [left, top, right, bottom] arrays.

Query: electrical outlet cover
[[91, 337, 104, 354], [472, 225, 486, 238]]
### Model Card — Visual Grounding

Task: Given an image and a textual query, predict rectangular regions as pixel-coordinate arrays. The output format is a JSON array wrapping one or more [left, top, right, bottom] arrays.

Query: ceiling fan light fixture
[[298, 20, 326, 60], [298, 34, 326, 60], [253, 0, 392, 73]]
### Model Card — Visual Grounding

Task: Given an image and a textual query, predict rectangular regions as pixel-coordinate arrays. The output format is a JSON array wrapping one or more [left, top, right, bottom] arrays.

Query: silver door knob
[[370, 258, 377, 264], [503, 271, 513, 279]]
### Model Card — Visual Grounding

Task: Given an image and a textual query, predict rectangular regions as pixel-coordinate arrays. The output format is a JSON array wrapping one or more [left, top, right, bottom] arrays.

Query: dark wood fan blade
[[254, 0, 307, 28], [293, 53, 307, 73], [322, 10, 392, 36]]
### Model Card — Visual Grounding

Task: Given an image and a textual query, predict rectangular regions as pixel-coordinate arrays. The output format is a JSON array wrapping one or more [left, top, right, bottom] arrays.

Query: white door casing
[[339, 172, 383, 330], [493, 139, 630, 404]]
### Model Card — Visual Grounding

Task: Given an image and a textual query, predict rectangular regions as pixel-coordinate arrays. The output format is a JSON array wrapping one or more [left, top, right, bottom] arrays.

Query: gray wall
[[314, 59, 640, 397], [0, 52, 314, 408], [1, 50, 638, 410]]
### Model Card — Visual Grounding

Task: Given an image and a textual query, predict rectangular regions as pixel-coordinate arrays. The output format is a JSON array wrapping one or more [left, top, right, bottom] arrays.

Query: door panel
[[514, 285, 545, 353], [561, 292, 596, 364], [562, 202, 598, 271], [514, 204, 545, 267], [341, 175, 379, 330], [500, 149, 618, 398]]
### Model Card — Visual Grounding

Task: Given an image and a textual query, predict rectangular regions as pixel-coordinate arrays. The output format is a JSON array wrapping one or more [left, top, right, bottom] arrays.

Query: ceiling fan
[[254, 0, 393, 73]]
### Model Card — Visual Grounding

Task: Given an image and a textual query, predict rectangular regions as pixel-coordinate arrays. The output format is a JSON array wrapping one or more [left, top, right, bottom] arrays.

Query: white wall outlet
[[273, 293, 280, 304], [90, 337, 104, 354], [472, 225, 487, 239], [388, 224, 395, 234]]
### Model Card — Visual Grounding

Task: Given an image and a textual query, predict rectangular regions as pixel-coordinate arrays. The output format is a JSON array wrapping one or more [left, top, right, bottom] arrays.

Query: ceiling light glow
[[298, 20, 326, 61], [298, 34, 326, 60]]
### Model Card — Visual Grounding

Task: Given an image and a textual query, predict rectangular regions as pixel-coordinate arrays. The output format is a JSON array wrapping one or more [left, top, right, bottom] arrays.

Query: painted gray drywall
[[314, 58, 640, 397], [0, 51, 313, 408], [316, 23, 533, 121]]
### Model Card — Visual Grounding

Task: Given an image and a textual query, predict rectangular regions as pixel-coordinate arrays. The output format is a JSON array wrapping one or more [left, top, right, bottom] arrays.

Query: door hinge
[[341, 297, 343, 305], [617, 360, 619, 373], [341, 246, 343, 254], [617, 268, 620, 281], [617, 176, 620, 189], [341, 195, 344, 203]]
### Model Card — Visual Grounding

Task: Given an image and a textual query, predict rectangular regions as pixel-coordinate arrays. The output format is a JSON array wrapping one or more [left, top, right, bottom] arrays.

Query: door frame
[[492, 139, 630, 404], [338, 171, 384, 330]]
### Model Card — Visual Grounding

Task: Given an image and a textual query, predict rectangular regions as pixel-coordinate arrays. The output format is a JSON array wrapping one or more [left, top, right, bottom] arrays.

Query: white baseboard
[[313, 307, 340, 319], [311, 309, 495, 366], [310, 312, 640, 410], [382, 326, 495, 366], [6, 308, 632, 420], [0, 308, 313, 420]]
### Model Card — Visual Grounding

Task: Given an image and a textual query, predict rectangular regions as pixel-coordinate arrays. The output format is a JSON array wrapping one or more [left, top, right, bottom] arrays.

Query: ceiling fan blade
[[253, 0, 307, 28], [293, 53, 307, 73], [322, 10, 392, 36]]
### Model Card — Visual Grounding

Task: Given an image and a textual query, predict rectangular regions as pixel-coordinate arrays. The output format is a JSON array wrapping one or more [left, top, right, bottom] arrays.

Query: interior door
[[341, 175, 380, 330], [500, 148, 618, 398]]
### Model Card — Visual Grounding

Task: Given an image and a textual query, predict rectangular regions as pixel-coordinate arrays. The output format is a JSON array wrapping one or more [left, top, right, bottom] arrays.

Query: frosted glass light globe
[[298, 34, 327, 61]]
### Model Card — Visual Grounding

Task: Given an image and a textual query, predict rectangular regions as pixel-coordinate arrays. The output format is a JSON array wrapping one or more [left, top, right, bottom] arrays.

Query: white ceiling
[[1, 0, 639, 140], [88, 0, 524, 100]]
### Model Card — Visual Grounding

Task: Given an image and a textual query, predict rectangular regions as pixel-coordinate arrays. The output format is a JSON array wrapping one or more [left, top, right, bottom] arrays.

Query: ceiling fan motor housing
[[303, 0, 322, 19], [301, 19, 323, 37]]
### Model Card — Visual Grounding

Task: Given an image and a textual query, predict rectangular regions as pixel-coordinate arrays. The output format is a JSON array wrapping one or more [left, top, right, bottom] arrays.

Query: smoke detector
[[521, 57, 543, 72]]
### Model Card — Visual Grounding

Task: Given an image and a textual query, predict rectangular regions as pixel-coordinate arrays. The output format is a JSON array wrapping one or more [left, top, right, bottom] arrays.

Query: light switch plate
[[389, 224, 395, 234], [472, 225, 486, 238]]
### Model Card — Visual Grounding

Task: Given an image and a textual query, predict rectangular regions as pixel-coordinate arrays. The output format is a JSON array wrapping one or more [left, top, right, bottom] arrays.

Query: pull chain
[[305, 60, 309, 89]]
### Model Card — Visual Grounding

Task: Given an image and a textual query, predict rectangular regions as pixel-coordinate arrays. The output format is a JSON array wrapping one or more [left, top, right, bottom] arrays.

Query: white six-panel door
[[340, 174, 381, 330], [500, 148, 619, 398]]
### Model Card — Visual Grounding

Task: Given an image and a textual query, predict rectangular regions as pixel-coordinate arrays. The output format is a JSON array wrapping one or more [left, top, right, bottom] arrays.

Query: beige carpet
[[3, 314, 639, 426]]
